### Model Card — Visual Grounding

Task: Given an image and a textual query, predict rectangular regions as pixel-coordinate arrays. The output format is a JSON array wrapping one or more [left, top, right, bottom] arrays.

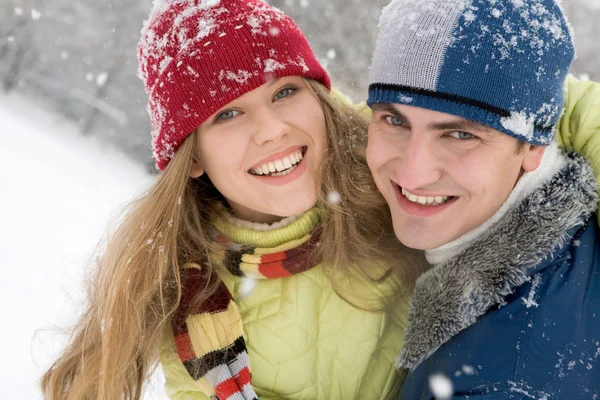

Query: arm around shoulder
[[556, 75, 600, 224]]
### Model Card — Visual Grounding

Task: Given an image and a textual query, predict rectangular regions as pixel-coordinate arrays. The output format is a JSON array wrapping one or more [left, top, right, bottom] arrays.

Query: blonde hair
[[41, 79, 421, 399]]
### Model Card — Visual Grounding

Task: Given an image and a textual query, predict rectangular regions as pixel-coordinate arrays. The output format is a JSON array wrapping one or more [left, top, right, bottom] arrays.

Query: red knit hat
[[138, 0, 331, 171]]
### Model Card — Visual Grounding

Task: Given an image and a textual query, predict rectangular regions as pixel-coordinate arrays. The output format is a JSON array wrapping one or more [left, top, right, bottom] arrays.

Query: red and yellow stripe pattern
[[171, 220, 321, 399]]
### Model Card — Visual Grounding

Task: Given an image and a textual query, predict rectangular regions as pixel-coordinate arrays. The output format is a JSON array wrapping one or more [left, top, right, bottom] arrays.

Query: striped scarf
[[171, 209, 322, 400]]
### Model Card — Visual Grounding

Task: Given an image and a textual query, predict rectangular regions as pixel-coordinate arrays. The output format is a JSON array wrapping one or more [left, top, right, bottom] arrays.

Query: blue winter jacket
[[398, 152, 600, 399]]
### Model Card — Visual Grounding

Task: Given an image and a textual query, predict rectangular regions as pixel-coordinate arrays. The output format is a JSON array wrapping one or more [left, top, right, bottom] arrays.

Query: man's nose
[[394, 135, 442, 191]]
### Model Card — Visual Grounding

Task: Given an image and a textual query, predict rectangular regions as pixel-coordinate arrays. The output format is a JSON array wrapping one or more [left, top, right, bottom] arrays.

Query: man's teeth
[[401, 187, 450, 206], [251, 149, 303, 176]]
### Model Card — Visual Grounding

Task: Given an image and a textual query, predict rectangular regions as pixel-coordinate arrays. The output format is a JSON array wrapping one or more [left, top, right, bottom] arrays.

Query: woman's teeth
[[401, 187, 450, 206], [251, 149, 303, 176]]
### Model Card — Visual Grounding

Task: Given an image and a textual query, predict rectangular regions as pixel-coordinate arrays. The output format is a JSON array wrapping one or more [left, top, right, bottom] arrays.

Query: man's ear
[[521, 144, 546, 172], [190, 161, 204, 178]]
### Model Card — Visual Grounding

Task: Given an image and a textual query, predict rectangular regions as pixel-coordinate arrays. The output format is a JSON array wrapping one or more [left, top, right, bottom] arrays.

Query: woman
[[41, 0, 420, 399]]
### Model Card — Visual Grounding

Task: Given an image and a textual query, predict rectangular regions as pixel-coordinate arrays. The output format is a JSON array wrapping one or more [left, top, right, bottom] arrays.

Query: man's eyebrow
[[371, 103, 492, 134], [427, 118, 491, 133], [371, 103, 406, 118]]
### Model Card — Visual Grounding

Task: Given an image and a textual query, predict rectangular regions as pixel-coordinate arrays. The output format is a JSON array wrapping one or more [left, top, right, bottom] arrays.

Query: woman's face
[[192, 77, 327, 223]]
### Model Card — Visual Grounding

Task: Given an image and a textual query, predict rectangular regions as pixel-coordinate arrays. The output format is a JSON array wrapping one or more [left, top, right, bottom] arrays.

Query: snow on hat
[[138, 0, 331, 171], [368, 0, 575, 145]]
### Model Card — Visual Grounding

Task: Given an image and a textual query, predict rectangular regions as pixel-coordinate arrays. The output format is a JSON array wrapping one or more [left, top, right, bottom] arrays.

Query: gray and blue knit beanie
[[367, 0, 575, 145]]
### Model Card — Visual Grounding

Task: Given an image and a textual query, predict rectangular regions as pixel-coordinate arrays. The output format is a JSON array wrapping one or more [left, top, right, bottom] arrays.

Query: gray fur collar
[[398, 151, 598, 371]]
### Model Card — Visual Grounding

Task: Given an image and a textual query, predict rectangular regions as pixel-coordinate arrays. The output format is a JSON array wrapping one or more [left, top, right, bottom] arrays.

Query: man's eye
[[385, 116, 404, 126], [217, 110, 240, 120], [448, 131, 475, 140], [274, 87, 296, 100]]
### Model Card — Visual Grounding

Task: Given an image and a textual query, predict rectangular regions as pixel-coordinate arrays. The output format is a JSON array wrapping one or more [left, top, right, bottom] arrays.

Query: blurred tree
[[0, 0, 36, 92], [562, 0, 600, 81]]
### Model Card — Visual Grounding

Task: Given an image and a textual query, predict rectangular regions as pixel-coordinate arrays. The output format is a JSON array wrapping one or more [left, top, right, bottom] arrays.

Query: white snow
[[500, 111, 536, 140], [264, 58, 286, 73], [429, 373, 453, 399], [462, 364, 475, 375], [159, 55, 173, 75], [200, 0, 221, 10], [220, 69, 253, 84], [197, 18, 216, 39], [522, 273, 542, 308], [454, 0, 573, 64], [238, 277, 257, 298], [327, 191, 342, 205], [150, 0, 169, 17], [397, 95, 414, 103], [96, 72, 109, 87], [31, 9, 41, 20], [14, 7, 23, 16], [187, 65, 200, 78], [247, 15, 264, 35], [0, 95, 167, 399], [464, 10, 477, 22]]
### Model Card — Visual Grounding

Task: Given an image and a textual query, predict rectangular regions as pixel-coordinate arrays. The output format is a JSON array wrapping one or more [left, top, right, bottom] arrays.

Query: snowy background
[[0, 0, 599, 398], [0, 95, 163, 398]]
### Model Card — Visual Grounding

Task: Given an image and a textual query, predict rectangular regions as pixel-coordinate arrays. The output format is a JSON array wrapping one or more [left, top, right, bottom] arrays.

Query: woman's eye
[[274, 87, 295, 100], [217, 110, 240, 120], [385, 116, 404, 126], [448, 131, 474, 140]]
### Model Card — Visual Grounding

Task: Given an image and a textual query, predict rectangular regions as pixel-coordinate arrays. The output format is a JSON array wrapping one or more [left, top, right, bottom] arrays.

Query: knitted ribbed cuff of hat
[[368, 84, 556, 145]]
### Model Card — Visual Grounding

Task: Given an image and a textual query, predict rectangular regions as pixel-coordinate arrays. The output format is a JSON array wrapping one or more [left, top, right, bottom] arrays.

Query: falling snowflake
[[462, 365, 475, 375], [96, 72, 109, 87], [327, 191, 342, 205], [429, 373, 453, 399], [238, 278, 257, 298]]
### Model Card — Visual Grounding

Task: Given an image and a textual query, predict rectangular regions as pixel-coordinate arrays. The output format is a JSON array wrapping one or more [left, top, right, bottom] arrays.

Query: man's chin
[[391, 221, 454, 250], [396, 236, 441, 251]]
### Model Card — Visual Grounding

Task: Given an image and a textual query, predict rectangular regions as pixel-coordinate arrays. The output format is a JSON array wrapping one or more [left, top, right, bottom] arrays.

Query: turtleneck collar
[[425, 143, 566, 266], [211, 206, 322, 249]]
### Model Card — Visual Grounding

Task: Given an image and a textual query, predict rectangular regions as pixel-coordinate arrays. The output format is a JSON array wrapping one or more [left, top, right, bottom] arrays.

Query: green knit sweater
[[159, 208, 410, 400]]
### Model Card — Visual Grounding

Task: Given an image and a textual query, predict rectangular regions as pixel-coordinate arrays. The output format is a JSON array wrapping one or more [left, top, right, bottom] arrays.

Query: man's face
[[367, 103, 545, 250]]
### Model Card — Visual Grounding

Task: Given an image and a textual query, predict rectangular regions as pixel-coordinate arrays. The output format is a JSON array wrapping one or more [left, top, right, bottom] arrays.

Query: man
[[366, 0, 600, 398]]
